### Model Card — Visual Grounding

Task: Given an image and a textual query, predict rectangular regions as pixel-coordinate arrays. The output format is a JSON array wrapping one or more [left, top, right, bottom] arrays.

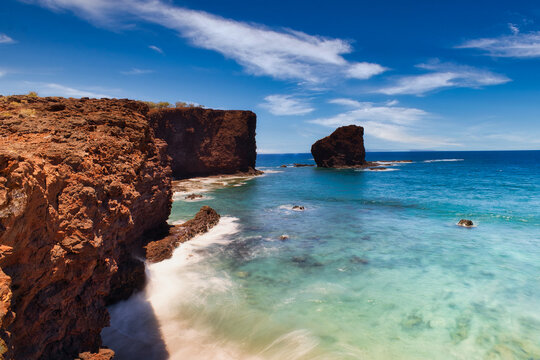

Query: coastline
[[0, 95, 260, 359]]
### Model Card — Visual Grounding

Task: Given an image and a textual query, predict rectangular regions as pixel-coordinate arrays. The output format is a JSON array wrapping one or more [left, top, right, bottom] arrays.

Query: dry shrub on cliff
[[144, 101, 171, 109], [144, 101, 204, 109]]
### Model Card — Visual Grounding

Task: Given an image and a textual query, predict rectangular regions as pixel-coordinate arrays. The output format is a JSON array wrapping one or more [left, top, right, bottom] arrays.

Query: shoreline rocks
[[185, 194, 203, 200], [0, 95, 258, 359], [311, 125, 366, 168], [145, 206, 220, 263]]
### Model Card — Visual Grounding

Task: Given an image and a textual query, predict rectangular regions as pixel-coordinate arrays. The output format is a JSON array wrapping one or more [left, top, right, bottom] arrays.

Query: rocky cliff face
[[311, 125, 366, 168], [148, 108, 258, 178], [0, 96, 172, 359]]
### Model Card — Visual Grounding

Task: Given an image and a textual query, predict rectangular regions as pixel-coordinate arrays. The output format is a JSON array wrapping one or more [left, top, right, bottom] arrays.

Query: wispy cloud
[[149, 45, 163, 54], [458, 30, 540, 58], [508, 23, 520, 35], [0, 34, 15, 44], [121, 68, 154, 75], [346, 62, 387, 79], [31, 83, 111, 98], [261, 94, 314, 116], [375, 62, 509, 95], [26, 0, 386, 84], [310, 98, 458, 146]]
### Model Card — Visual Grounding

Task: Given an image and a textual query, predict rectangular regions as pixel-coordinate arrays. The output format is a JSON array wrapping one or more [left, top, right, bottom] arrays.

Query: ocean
[[103, 150, 540, 359]]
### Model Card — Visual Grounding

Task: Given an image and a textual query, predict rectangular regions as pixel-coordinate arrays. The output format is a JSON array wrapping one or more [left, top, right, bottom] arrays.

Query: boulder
[[457, 219, 474, 227], [311, 125, 366, 168], [185, 194, 203, 200], [292, 205, 305, 211]]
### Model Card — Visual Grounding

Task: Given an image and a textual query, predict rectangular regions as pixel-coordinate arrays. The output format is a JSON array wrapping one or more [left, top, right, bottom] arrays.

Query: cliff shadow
[[101, 291, 169, 360]]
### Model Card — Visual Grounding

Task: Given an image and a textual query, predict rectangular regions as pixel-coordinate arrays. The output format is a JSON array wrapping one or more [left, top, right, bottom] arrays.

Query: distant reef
[[0, 95, 258, 359], [311, 125, 367, 168]]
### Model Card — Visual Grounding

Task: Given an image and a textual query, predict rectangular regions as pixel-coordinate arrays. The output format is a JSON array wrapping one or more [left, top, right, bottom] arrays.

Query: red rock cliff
[[0, 96, 172, 359], [148, 108, 258, 178]]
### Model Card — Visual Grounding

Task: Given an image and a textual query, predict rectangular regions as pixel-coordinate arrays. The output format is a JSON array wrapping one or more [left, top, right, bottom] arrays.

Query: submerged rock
[[280, 164, 288, 168], [292, 205, 305, 211], [279, 235, 289, 240], [310, 125, 366, 168], [350, 256, 369, 264], [457, 219, 474, 227]]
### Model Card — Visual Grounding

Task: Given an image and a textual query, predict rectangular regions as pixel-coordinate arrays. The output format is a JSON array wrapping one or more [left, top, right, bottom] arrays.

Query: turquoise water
[[105, 151, 540, 359]]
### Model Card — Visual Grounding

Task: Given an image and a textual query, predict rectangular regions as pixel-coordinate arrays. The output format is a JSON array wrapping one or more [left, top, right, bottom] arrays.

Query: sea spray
[[103, 217, 328, 359]]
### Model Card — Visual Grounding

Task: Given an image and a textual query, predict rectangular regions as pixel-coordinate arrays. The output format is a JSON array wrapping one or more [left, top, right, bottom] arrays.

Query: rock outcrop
[[0, 96, 172, 359], [311, 125, 366, 168], [148, 108, 258, 178], [145, 206, 220, 263]]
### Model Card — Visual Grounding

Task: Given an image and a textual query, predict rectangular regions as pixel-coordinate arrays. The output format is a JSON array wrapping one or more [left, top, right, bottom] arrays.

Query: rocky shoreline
[[0, 95, 258, 360]]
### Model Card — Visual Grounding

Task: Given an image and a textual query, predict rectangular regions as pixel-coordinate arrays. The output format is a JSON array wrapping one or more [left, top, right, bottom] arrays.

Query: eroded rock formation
[[148, 107, 258, 178], [0, 95, 257, 359], [311, 125, 366, 168], [0, 96, 172, 359], [145, 206, 220, 263]]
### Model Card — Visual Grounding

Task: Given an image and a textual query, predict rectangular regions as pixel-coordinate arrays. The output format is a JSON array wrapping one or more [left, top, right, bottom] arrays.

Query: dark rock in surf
[[457, 219, 474, 228], [145, 206, 220, 263], [185, 194, 203, 200]]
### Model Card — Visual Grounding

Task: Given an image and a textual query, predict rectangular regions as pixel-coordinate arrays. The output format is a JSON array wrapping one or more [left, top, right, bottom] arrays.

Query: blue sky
[[1, 0, 540, 152]]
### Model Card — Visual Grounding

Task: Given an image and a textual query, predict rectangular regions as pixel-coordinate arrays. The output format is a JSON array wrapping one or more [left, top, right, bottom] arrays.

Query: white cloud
[[346, 62, 387, 79], [0, 34, 15, 44], [375, 62, 509, 95], [35, 83, 111, 98], [458, 31, 540, 58], [261, 95, 314, 116], [149, 45, 163, 54], [27, 0, 386, 83], [121, 68, 154, 75], [508, 23, 519, 35], [310, 99, 458, 146]]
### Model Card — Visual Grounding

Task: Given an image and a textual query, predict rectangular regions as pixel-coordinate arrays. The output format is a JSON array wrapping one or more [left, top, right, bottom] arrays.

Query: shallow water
[[104, 151, 540, 359]]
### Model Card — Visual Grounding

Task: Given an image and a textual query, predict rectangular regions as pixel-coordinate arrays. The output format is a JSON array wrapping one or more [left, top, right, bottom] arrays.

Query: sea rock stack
[[148, 107, 259, 178], [311, 125, 366, 168]]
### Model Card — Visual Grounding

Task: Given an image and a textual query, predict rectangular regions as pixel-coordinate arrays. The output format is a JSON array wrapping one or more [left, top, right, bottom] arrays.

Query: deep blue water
[[105, 151, 540, 359]]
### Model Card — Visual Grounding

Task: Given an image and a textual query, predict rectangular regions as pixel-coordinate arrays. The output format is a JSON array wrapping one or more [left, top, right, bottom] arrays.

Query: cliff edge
[[148, 107, 258, 178], [0, 96, 172, 359]]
